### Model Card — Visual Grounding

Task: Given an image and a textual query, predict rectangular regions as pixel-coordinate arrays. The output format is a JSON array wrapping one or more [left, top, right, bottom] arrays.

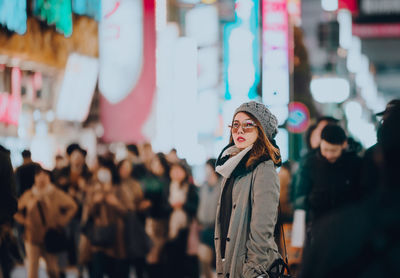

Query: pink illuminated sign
[[262, 0, 290, 123], [0, 93, 21, 125]]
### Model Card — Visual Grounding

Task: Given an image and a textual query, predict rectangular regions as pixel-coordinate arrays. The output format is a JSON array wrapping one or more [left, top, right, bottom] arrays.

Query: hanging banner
[[56, 53, 99, 122], [98, 0, 143, 104], [100, 0, 156, 143]]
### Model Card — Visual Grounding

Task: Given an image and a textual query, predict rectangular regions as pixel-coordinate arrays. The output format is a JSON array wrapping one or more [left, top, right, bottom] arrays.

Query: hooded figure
[[215, 101, 282, 278]]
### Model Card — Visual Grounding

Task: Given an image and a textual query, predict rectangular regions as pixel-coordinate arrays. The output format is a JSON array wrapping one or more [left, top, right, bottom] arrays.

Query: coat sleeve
[[242, 162, 280, 278]]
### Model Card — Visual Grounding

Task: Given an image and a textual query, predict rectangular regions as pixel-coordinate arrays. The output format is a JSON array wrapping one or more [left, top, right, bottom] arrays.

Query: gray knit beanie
[[234, 101, 278, 139]]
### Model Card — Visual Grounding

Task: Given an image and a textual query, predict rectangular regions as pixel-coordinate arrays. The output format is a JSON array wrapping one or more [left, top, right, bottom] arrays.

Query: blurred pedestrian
[[197, 158, 221, 278], [361, 99, 400, 196], [53, 143, 91, 276], [140, 142, 154, 172], [80, 157, 133, 278], [15, 150, 39, 197], [294, 125, 363, 244], [163, 161, 199, 278], [117, 159, 147, 278], [52, 155, 67, 182], [308, 116, 339, 152], [215, 101, 282, 278], [299, 101, 400, 278], [0, 146, 17, 278], [141, 153, 170, 278], [14, 165, 77, 278], [126, 144, 148, 181]]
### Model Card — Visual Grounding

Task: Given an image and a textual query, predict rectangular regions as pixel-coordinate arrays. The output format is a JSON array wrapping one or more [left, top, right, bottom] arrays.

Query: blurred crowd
[[0, 98, 399, 278], [0, 143, 222, 278]]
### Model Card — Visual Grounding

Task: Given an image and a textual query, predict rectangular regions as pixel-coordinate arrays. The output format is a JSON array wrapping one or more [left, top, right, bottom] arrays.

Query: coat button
[[215, 237, 219, 240], [226, 273, 230, 278], [233, 204, 236, 209], [226, 237, 230, 242]]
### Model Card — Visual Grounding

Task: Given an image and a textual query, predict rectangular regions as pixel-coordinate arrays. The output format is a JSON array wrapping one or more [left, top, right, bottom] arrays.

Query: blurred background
[[0, 0, 398, 175]]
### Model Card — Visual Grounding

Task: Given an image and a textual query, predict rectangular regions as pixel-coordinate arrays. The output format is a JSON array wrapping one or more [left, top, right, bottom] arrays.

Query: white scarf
[[215, 144, 253, 179]]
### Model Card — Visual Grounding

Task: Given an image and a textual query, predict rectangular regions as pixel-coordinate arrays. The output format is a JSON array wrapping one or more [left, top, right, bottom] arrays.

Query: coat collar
[[216, 143, 271, 178]]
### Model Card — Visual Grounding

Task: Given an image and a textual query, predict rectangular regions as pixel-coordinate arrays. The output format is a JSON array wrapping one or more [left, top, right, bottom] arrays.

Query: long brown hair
[[230, 112, 281, 167]]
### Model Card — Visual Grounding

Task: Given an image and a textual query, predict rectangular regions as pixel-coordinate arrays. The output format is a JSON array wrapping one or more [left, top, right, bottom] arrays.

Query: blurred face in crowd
[[97, 167, 112, 185], [70, 150, 85, 168], [151, 156, 164, 177], [231, 112, 258, 150], [170, 165, 186, 184], [141, 143, 154, 165], [34, 170, 50, 188], [119, 160, 132, 180], [310, 120, 329, 149], [55, 156, 67, 170], [320, 140, 346, 163]]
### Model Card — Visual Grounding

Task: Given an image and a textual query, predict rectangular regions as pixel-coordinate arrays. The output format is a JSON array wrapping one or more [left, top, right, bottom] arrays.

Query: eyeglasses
[[229, 120, 257, 133]]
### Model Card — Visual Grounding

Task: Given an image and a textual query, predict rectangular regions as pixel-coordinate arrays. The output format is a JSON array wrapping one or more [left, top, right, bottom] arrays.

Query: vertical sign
[[100, 0, 156, 143], [262, 0, 289, 125]]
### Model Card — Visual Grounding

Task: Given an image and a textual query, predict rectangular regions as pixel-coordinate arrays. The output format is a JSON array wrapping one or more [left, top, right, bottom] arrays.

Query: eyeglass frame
[[228, 119, 258, 133]]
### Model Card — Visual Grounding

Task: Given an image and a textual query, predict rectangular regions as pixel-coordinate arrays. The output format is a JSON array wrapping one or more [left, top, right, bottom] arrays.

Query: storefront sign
[[99, 0, 143, 104], [287, 102, 310, 133], [56, 53, 99, 122], [100, 0, 156, 143], [353, 23, 400, 38], [0, 93, 21, 125]]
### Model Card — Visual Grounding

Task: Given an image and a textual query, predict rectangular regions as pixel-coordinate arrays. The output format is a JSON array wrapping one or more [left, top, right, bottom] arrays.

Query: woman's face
[[170, 165, 186, 183], [231, 112, 258, 150], [119, 160, 132, 180]]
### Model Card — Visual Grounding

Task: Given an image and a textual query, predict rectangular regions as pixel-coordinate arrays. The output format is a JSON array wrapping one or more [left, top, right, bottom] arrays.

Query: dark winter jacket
[[294, 149, 363, 223], [300, 186, 400, 278], [0, 151, 17, 225], [15, 162, 40, 197]]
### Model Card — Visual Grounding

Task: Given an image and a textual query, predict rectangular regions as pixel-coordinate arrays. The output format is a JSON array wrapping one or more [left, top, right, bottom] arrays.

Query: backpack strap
[[37, 201, 46, 227]]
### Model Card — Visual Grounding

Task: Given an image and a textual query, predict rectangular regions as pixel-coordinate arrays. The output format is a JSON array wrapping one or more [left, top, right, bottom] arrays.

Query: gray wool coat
[[215, 151, 281, 278]]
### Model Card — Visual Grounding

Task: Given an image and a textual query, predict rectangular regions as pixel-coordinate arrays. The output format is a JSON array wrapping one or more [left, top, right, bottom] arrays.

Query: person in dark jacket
[[0, 146, 18, 278], [53, 143, 91, 275], [294, 125, 363, 243], [15, 150, 39, 197], [361, 99, 400, 196], [299, 103, 400, 278], [141, 153, 170, 278]]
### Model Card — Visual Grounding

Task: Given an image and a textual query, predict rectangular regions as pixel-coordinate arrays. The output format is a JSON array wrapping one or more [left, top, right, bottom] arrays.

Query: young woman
[[215, 101, 282, 278]]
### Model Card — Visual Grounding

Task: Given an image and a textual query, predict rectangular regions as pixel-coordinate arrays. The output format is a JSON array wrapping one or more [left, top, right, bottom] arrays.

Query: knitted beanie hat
[[234, 101, 278, 140]]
